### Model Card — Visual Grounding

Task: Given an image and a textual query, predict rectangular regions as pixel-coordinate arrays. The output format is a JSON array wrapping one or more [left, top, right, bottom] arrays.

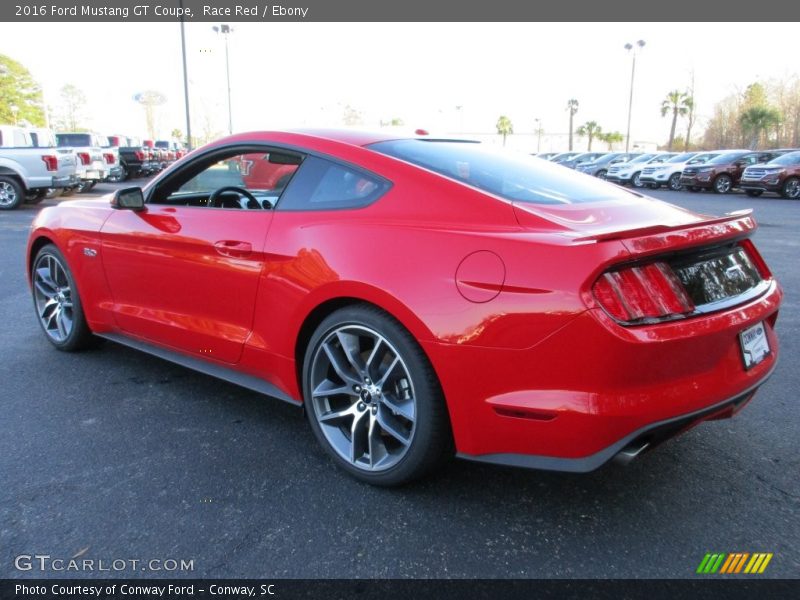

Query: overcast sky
[[1, 22, 797, 148]]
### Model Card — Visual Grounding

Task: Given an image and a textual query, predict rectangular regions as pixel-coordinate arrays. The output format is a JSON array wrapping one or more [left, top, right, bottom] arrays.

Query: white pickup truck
[[0, 125, 79, 210], [55, 132, 110, 193]]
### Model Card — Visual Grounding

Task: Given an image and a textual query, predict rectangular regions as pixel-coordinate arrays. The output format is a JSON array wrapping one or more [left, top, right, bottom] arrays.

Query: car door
[[100, 146, 302, 364]]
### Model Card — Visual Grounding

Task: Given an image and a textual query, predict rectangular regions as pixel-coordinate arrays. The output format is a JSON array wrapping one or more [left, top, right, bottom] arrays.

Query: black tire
[[668, 173, 683, 191], [76, 181, 97, 194], [713, 174, 733, 194], [31, 244, 95, 351], [60, 186, 77, 197], [302, 304, 452, 486], [631, 172, 644, 188], [0, 176, 24, 210], [781, 177, 800, 200], [745, 189, 764, 198], [120, 163, 130, 181], [689, 186, 701, 192], [596, 169, 607, 180], [25, 189, 48, 204]]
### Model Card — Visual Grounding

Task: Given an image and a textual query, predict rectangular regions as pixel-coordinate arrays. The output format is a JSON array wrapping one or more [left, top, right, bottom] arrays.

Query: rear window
[[56, 134, 91, 147], [370, 139, 626, 205]]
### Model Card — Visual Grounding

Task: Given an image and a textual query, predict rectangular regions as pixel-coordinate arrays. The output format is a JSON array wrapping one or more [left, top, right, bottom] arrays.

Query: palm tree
[[660, 90, 691, 151], [599, 131, 624, 150], [566, 99, 579, 150], [496, 115, 513, 146], [683, 95, 695, 151], [576, 121, 602, 150], [740, 107, 782, 149]]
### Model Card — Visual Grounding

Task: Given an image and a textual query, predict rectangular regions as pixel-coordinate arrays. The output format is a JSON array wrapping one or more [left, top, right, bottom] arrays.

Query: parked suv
[[606, 153, 676, 187], [575, 152, 640, 179], [679, 150, 783, 194], [640, 152, 720, 191], [739, 151, 800, 199], [557, 151, 607, 169]]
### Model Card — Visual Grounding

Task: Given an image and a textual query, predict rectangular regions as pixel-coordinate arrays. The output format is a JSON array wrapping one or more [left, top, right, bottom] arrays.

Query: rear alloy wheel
[[713, 174, 733, 194], [596, 169, 607, 180], [745, 189, 764, 197], [0, 176, 24, 210], [303, 305, 451, 486], [631, 172, 644, 188], [668, 173, 683, 191], [782, 177, 800, 200], [32, 244, 94, 351]]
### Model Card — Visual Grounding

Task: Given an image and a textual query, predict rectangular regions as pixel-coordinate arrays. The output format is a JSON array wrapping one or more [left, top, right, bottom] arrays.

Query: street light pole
[[213, 24, 234, 135], [624, 39, 645, 153], [534, 118, 542, 153], [179, 0, 192, 150]]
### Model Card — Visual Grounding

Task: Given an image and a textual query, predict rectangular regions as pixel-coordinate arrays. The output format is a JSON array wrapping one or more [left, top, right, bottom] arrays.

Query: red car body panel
[[27, 130, 783, 471]]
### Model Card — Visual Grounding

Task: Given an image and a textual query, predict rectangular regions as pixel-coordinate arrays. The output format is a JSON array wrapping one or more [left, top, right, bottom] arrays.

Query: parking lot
[[0, 182, 798, 578]]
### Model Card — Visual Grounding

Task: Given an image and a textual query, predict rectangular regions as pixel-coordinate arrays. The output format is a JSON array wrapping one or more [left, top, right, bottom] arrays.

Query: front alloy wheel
[[32, 245, 94, 351], [632, 172, 644, 188], [668, 173, 683, 191], [713, 174, 733, 194], [304, 305, 451, 485]]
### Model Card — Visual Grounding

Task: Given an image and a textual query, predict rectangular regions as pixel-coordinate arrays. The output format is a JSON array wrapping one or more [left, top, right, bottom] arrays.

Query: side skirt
[[97, 332, 302, 407]]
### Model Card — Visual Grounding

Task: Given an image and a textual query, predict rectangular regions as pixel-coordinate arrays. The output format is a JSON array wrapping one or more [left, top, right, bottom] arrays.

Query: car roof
[[288, 128, 421, 147]]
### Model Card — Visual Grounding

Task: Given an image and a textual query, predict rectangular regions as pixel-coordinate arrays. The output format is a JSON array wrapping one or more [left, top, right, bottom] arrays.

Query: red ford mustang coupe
[[27, 130, 782, 485]]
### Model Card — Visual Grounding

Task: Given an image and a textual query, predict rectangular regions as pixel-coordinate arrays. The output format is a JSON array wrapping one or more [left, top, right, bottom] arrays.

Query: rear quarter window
[[277, 156, 389, 211]]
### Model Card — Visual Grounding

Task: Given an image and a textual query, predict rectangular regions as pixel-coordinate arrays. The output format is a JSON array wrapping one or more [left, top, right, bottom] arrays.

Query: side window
[[277, 156, 389, 211], [13, 129, 28, 147], [153, 149, 302, 209]]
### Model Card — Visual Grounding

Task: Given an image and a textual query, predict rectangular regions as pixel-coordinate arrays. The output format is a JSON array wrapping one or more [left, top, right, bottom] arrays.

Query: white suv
[[606, 153, 676, 188], [640, 152, 721, 191]]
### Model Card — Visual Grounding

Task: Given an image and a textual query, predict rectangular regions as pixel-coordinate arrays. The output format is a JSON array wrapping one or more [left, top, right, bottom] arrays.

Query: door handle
[[214, 240, 253, 257]]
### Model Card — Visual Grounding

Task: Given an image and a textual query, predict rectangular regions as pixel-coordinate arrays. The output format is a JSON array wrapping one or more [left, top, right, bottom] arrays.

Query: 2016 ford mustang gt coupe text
[[27, 130, 782, 485]]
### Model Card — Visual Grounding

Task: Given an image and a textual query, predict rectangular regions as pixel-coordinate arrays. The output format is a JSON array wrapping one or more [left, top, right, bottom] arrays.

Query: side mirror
[[111, 187, 145, 211]]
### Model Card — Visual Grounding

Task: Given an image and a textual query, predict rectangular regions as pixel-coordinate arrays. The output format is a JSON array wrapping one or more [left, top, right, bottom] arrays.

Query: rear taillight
[[134, 150, 145, 161], [41, 155, 58, 171], [77, 152, 90, 165], [103, 153, 115, 164], [593, 261, 695, 324]]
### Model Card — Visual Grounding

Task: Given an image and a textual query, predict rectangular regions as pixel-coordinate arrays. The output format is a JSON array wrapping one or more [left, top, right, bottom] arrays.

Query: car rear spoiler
[[575, 210, 757, 256]]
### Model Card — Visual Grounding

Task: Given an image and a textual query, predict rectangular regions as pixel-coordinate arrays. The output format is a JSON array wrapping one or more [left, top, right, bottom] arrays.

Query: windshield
[[370, 139, 630, 205], [626, 153, 656, 164], [551, 152, 579, 161], [647, 154, 676, 164], [708, 152, 748, 165], [155, 141, 170, 149], [688, 153, 719, 164], [667, 153, 696, 163], [766, 151, 800, 166]]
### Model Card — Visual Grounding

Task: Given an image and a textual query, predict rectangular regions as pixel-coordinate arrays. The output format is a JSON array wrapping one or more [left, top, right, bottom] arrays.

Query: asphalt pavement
[[1, 182, 798, 578]]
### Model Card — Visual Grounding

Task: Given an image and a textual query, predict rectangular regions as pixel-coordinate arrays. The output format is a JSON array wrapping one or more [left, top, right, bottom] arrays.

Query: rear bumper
[[458, 372, 770, 472], [426, 279, 782, 469]]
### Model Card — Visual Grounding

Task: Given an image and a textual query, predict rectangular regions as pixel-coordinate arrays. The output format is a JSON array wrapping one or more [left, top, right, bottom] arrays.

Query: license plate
[[739, 322, 770, 370]]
